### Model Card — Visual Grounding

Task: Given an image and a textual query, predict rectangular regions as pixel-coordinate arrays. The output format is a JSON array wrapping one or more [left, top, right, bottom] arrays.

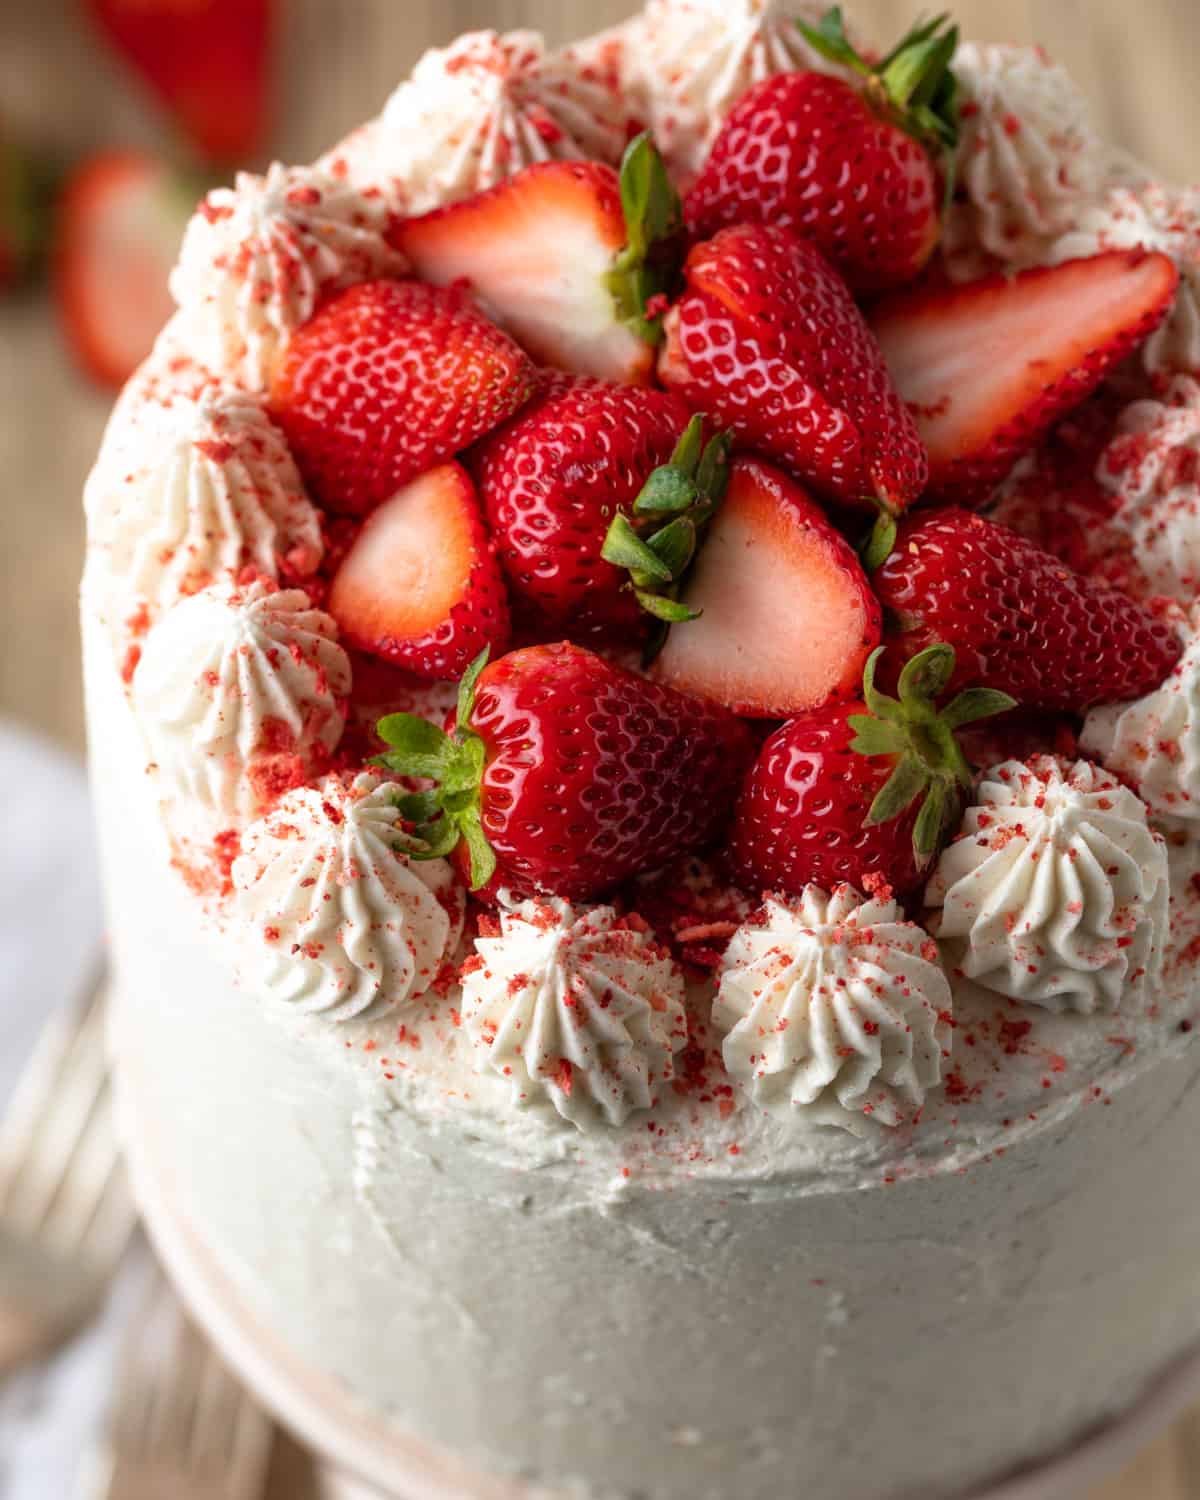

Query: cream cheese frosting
[[712, 887, 951, 1135], [1047, 183, 1200, 378], [927, 757, 1169, 1015], [942, 43, 1106, 281], [628, 0, 857, 182], [1082, 603, 1200, 828], [231, 771, 465, 1021], [169, 163, 408, 391], [84, 382, 323, 637], [132, 579, 351, 825], [460, 898, 688, 1129], [329, 31, 630, 217]]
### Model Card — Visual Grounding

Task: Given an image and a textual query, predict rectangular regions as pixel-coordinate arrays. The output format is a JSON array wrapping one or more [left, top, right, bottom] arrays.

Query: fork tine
[[38, 1087, 129, 1260]]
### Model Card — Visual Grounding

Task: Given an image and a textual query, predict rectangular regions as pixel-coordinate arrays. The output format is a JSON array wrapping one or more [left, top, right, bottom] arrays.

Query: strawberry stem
[[607, 132, 684, 346], [848, 644, 1015, 865], [374, 648, 498, 890]]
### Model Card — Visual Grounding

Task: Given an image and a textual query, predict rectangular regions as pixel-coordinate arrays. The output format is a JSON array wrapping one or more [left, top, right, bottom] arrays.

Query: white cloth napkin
[[0, 721, 137, 1500]]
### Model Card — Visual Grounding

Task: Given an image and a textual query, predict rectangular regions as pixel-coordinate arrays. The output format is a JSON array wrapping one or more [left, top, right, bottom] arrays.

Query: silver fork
[[0, 968, 136, 1372], [78, 1264, 275, 1500]]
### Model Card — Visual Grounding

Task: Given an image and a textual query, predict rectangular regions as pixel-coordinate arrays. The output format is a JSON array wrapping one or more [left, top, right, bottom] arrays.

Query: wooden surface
[[2, 1, 1199, 1495]]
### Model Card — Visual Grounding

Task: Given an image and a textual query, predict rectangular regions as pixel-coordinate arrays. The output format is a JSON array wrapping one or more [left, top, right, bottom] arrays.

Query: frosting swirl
[[460, 899, 687, 1129], [332, 31, 629, 216], [1047, 184, 1200, 378], [169, 163, 407, 389], [84, 383, 322, 629], [232, 772, 464, 1021], [927, 757, 1168, 1015], [132, 579, 350, 823], [1082, 603, 1200, 827], [942, 44, 1105, 281], [713, 887, 951, 1134]]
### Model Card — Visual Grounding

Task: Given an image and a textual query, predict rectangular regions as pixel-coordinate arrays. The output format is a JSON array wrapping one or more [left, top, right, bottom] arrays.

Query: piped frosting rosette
[[927, 757, 1168, 1015], [132, 579, 350, 824], [232, 772, 465, 1021], [713, 887, 951, 1135], [460, 898, 688, 1129]]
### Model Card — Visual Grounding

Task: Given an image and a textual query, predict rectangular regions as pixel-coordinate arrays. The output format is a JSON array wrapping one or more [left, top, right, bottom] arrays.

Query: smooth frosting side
[[712, 887, 951, 1135], [928, 757, 1169, 1015], [460, 898, 688, 1129], [942, 43, 1106, 280], [1082, 603, 1200, 827], [169, 163, 408, 390], [1047, 184, 1200, 377], [84, 382, 323, 635], [132, 579, 350, 824], [231, 772, 465, 1021]]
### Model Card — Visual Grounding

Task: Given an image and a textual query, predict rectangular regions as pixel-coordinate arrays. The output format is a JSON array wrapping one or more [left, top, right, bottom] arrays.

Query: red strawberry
[[375, 642, 757, 899], [686, 13, 959, 293], [327, 463, 510, 681], [85, 0, 272, 163], [652, 457, 880, 717], [54, 151, 184, 388], [728, 644, 1013, 899], [270, 279, 537, 517], [395, 135, 683, 385], [873, 508, 1183, 711], [473, 375, 694, 639], [871, 250, 1179, 505], [659, 223, 928, 514]]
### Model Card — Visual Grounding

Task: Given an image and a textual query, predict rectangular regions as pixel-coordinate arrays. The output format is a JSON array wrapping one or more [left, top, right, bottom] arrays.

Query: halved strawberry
[[327, 463, 510, 681], [652, 457, 880, 717], [394, 135, 682, 385], [54, 151, 185, 388], [658, 223, 928, 514], [270, 279, 536, 517], [871, 249, 1179, 505]]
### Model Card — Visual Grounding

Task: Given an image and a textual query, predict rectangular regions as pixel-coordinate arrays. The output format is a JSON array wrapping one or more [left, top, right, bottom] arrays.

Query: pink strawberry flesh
[[653, 457, 880, 717], [328, 462, 510, 681], [871, 249, 1179, 505]]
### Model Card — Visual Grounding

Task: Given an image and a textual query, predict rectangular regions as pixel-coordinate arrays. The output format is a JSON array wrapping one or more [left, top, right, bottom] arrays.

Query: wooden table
[[2, 2, 1198, 1494]]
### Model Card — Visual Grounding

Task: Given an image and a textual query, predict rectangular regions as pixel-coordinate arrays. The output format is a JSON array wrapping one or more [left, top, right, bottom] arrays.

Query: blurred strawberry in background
[[84, 0, 274, 165]]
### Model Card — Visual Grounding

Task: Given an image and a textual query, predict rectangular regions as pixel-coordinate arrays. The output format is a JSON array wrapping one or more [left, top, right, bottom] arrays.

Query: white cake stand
[[114, 1057, 1200, 1500]]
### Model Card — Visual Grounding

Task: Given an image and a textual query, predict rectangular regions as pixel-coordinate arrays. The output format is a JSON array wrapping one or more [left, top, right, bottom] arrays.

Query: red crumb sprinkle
[[120, 644, 142, 684], [998, 1017, 1033, 1055], [554, 1058, 574, 1096]]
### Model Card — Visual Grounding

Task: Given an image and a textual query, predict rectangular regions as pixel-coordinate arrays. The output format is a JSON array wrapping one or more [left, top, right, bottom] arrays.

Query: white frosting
[[713, 888, 951, 1135], [630, 0, 856, 181], [1094, 375, 1200, 601], [942, 43, 1106, 280], [231, 772, 464, 1021], [84, 383, 323, 628], [132, 579, 350, 824], [461, 899, 687, 1129], [1082, 603, 1200, 827], [169, 163, 407, 390], [333, 31, 628, 216], [927, 757, 1169, 1015], [1047, 183, 1200, 377]]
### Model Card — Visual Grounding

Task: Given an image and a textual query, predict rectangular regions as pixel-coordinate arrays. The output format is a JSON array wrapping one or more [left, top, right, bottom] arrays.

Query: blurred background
[[0, 1, 1197, 1497]]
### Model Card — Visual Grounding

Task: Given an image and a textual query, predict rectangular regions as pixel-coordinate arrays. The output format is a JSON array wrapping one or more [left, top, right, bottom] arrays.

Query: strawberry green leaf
[[694, 428, 732, 504], [941, 686, 1018, 729], [634, 465, 699, 515], [912, 778, 948, 862], [395, 790, 442, 824], [373, 713, 454, 782], [602, 513, 675, 580], [645, 514, 697, 577], [411, 815, 462, 862], [796, 8, 871, 76], [456, 647, 490, 731], [861, 510, 898, 573], [459, 816, 498, 891], [861, 647, 907, 725], [898, 642, 956, 704], [847, 714, 909, 758], [608, 132, 684, 345], [635, 590, 700, 623], [866, 753, 928, 826], [671, 411, 705, 475]]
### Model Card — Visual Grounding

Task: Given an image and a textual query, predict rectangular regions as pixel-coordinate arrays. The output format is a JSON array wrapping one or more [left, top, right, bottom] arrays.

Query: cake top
[[83, 2, 1200, 1183]]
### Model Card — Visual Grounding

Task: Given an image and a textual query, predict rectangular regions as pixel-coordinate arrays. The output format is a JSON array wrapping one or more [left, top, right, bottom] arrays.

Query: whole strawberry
[[687, 10, 959, 293], [375, 643, 757, 899], [874, 508, 1184, 710], [728, 644, 1013, 899], [659, 223, 927, 514], [474, 375, 706, 639], [270, 279, 536, 517]]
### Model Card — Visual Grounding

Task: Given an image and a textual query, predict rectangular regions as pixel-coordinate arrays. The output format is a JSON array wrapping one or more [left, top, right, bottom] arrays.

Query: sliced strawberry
[[395, 136, 683, 385], [327, 463, 510, 681], [85, 0, 272, 164], [652, 457, 880, 717], [658, 223, 928, 513], [54, 151, 184, 389], [270, 279, 536, 517], [871, 250, 1179, 505]]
